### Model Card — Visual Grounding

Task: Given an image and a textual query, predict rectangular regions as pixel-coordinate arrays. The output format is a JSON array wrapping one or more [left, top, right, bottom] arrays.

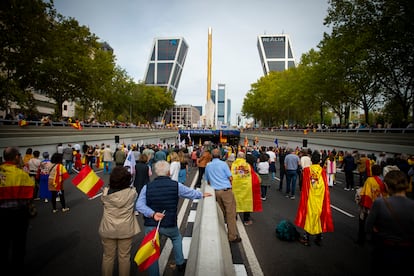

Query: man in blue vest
[[136, 160, 211, 275]]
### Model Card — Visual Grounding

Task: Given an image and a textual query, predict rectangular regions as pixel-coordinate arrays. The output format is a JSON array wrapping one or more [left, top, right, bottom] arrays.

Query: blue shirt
[[205, 158, 232, 190], [284, 153, 300, 170], [136, 182, 202, 218]]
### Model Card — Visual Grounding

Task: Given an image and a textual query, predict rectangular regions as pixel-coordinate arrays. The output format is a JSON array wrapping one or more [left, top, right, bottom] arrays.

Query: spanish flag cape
[[0, 162, 34, 200], [49, 163, 70, 191], [294, 164, 334, 235], [365, 159, 374, 177], [359, 176, 387, 209], [231, 158, 262, 212]]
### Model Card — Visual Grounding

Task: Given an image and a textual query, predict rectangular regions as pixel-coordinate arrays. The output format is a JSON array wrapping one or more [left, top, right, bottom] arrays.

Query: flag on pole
[[124, 150, 136, 176], [18, 119, 28, 127], [244, 136, 248, 147], [71, 121, 82, 130], [72, 165, 104, 198], [134, 211, 164, 271]]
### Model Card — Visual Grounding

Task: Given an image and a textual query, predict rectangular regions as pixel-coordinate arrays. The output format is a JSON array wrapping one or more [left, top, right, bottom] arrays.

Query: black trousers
[[0, 208, 30, 274], [196, 167, 206, 188], [345, 171, 355, 189]]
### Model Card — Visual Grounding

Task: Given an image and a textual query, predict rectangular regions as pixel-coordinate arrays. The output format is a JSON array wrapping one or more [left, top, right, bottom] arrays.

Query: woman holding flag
[[98, 166, 140, 276]]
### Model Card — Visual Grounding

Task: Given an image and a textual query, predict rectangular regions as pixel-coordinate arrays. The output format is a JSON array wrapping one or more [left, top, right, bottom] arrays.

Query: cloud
[[54, 0, 329, 124]]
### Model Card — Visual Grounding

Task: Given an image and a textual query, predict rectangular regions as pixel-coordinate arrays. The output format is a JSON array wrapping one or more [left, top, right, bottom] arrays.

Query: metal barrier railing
[[186, 182, 236, 276]]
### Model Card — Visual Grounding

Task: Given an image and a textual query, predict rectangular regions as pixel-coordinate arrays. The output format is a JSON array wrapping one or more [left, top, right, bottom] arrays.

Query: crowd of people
[[1, 137, 413, 274]]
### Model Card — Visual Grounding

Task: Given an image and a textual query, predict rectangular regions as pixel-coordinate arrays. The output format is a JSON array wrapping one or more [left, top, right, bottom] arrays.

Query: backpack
[[275, 220, 299, 241]]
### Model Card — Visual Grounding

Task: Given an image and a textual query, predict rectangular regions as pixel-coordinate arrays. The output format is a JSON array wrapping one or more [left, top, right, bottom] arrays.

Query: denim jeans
[[65, 160, 73, 173], [103, 161, 112, 174], [145, 225, 184, 276], [178, 169, 187, 184], [286, 170, 298, 196]]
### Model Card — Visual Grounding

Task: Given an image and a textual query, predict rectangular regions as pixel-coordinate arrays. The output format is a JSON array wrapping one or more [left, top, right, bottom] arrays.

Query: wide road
[[3, 126, 412, 275], [22, 164, 372, 276]]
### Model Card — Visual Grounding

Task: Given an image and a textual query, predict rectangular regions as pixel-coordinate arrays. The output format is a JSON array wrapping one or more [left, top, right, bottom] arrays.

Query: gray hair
[[237, 151, 245, 159], [154, 160, 170, 176]]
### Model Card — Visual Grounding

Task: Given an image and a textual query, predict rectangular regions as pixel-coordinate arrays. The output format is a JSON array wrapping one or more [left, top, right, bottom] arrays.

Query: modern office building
[[144, 37, 189, 99], [227, 98, 231, 126], [257, 34, 296, 75], [171, 105, 201, 128], [213, 83, 230, 127]]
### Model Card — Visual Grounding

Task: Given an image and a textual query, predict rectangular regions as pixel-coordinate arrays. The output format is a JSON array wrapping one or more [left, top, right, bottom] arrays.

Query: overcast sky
[[54, 0, 330, 124]]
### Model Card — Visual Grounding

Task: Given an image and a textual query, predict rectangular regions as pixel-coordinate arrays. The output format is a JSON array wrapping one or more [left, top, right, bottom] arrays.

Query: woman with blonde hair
[[169, 151, 180, 182]]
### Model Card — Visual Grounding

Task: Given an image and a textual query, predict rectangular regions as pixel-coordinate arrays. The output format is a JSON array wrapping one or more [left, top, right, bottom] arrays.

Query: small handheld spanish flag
[[134, 211, 165, 271], [18, 119, 29, 127], [71, 121, 82, 130], [71, 165, 103, 198]]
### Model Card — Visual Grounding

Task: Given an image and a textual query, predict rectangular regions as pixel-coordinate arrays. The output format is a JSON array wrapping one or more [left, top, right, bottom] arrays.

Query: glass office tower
[[257, 34, 296, 75], [214, 83, 229, 127], [144, 37, 189, 99]]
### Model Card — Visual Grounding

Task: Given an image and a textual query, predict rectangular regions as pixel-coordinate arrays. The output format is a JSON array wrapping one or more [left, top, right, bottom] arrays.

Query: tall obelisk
[[205, 27, 215, 128]]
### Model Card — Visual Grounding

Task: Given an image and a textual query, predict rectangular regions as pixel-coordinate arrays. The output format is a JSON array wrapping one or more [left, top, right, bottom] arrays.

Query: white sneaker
[[344, 188, 350, 191], [44, 199, 48, 203], [62, 208, 70, 212]]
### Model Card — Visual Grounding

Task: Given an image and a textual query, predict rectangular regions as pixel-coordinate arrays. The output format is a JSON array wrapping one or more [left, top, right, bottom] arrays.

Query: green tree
[[323, 0, 414, 125], [135, 84, 175, 123], [0, 0, 52, 114], [34, 15, 100, 119]]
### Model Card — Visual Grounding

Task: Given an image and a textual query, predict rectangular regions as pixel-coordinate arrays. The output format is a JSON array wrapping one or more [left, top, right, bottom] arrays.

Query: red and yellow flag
[[134, 227, 161, 271], [231, 158, 262, 212], [18, 119, 28, 127], [71, 121, 82, 130], [294, 164, 334, 235], [365, 159, 373, 177], [244, 136, 248, 147], [359, 176, 386, 209], [71, 165, 104, 198]]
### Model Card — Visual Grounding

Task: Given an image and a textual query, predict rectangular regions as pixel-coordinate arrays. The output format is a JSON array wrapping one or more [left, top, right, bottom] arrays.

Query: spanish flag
[[365, 159, 373, 177], [294, 164, 334, 235], [231, 158, 262, 212], [71, 121, 82, 130], [18, 119, 28, 127], [359, 176, 386, 209], [244, 136, 248, 147], [134, 227, 161, 271], [71, 165, 104, 198]]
